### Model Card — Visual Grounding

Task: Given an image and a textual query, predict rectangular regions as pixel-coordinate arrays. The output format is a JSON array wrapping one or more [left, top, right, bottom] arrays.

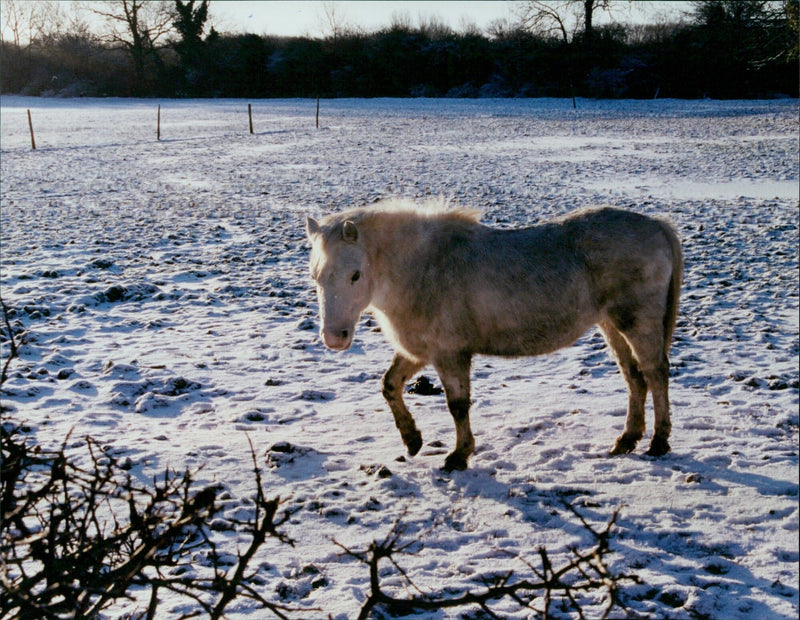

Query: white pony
[[306, 200, 682, 471]]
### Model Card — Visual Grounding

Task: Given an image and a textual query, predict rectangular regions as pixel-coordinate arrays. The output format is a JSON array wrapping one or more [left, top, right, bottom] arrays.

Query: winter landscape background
[[1, 95, 798, 618]]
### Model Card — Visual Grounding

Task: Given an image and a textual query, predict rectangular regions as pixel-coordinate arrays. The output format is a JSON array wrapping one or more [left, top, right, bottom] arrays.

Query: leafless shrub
[[0, 296, 19, 385], [0, 423, 299, 619], [0, 297, 305, 619]]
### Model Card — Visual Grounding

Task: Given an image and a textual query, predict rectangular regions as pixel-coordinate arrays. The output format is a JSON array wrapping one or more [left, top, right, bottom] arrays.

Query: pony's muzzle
[[321, 326, 352, 351]]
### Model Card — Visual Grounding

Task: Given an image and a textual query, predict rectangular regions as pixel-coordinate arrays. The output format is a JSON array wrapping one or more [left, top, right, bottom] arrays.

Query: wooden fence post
[[316, 97, 320, 129], [27, 109, 36, 150], [157, 105, 161, 140], [248, 103, 254, 134]]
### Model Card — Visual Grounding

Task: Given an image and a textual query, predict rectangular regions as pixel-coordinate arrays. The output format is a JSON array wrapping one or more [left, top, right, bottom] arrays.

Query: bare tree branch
[[0, 295, 19, 386], [0, 423, 302, 618], [337, 504, 638, 619], [518, 0, 581, 43], [85, 0, 174, 90]]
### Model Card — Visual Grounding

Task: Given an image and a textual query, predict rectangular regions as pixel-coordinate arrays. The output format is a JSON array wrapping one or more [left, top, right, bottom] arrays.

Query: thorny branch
[[0, 294, 20, 386], [337, 504, 639, 619], [1, 298, 301, 618], [0, 425, 299, 619], [206, 437, 298, 620]]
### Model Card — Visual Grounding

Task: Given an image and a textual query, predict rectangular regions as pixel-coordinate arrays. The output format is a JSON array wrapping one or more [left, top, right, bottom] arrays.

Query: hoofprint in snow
[[1, 96, 797, 618]]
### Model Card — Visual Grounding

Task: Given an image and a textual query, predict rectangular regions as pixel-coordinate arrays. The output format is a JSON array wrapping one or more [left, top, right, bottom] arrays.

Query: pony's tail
[[660, 219, 683, 360]]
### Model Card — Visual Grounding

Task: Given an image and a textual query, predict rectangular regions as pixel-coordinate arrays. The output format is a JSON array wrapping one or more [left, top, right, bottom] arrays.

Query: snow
[[1, 95, 798, 618]]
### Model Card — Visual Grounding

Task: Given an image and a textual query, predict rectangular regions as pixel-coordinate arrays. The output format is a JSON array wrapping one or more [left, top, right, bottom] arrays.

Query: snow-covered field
[[1, 95, 798, 618]]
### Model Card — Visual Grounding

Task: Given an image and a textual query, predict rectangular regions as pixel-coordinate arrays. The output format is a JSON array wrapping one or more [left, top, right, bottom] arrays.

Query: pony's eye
[[351, 270, 361, 283]]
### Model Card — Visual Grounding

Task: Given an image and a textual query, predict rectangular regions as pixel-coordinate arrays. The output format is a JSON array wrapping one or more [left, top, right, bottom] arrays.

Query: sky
[[0, 1, 692, 44], [209, 1, 691, 38]]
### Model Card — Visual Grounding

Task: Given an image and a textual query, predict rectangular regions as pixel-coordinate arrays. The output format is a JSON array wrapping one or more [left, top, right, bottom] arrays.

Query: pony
[[306, 199, 682, 471]]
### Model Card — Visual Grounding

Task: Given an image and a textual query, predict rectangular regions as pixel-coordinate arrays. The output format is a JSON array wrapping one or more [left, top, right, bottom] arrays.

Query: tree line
[[1, 0, 797, 100]]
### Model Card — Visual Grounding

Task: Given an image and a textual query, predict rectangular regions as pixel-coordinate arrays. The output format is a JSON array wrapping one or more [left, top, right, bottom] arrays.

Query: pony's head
[[306, 215, 372, 351]]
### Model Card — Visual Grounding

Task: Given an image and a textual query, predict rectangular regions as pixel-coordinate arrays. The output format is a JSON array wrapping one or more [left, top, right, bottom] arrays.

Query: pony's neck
[[364, 212, 427, 316]]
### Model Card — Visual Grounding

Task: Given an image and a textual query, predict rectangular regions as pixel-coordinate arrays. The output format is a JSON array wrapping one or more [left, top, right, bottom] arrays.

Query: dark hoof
[[405, 430, 423, 457], [645, 435, 671, 457], [609, 433, 640, 456], [441, 452, 468, 473]]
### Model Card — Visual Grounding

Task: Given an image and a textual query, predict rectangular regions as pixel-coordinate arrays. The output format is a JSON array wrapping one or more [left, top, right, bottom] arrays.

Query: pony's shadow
[[433, 452, 798, 618], [663, 451, 798, 498]]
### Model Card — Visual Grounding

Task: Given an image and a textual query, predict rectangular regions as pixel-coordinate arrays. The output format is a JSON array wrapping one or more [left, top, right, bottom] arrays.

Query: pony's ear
[[342, 220, 359, 244], [306, 216, 321, 240]]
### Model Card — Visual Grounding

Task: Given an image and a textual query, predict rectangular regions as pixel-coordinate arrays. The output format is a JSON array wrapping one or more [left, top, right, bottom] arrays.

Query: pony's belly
[[476, 332, 583, 357], [474, 311, 596, 358]]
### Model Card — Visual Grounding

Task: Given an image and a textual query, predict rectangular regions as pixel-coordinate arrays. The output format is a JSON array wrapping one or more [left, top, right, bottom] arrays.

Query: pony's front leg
[[382, 353, 424, 456], [434, 352, 474, 472]]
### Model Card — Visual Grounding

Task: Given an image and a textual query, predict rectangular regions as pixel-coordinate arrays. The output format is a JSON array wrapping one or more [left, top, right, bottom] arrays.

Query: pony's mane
[[343, 197, 482, 226], [384, 197, 482, 222], [313, 198, 482, 245]]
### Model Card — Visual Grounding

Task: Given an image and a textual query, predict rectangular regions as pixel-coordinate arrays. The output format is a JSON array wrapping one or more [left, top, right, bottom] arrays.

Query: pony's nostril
[[340, 329, 349, 340]]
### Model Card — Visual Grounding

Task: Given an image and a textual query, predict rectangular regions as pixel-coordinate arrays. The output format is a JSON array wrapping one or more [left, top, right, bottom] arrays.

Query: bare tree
[[517, 1, 632, 105], [583, 0, 614, 44], [317, 1, 355, 42], [517, 1, 581, 106], [389, 10, 414, 32], [419, 14, 453, 39], [785, 0, 800, 61], [519, 1, 579, 43], [88, 0, 174, 92], [0, 0, 58, 46], [518, 0, 622, 44], [1, 0, 28, 46]]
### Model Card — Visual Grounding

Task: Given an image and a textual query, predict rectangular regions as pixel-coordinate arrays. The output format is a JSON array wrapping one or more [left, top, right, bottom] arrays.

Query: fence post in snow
[[27, 109, 36, 150], [157, 105, 161, 140], [248, 103, 254, 134], [316, 97, 320, 129]]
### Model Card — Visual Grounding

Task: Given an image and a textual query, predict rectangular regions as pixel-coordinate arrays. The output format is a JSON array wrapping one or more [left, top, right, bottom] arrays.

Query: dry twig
[[337, 504, 638, 619], [0, 427, 298, 619]]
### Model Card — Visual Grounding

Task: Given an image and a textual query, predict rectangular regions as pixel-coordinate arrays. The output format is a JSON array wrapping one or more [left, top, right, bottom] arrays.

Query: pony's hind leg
[[610, 315, 672, 457], [643, 362, 671, 456], [433, 352, 474, 472], [382, 353, 425, 456], [601, 322, 648, 455]]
